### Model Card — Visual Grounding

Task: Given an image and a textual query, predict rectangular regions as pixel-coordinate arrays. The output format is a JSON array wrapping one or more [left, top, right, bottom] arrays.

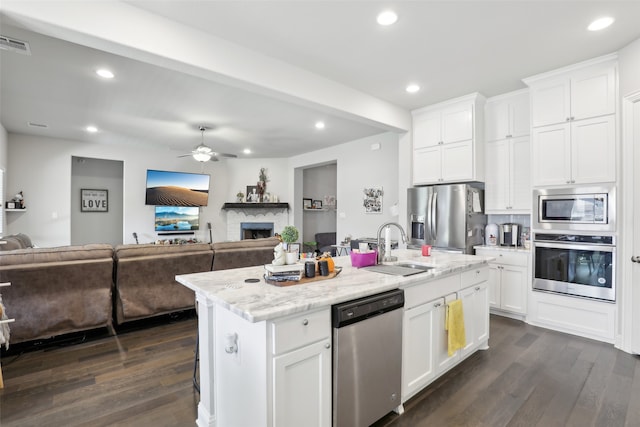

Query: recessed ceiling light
[[86, 125, 98, 133], [243, 148, 252, 154], [406, 84, 421, 93], [588, 16, 614, 31], [96, 69, 114, 79], [315, 121, 325, 130], [377, 10, 398, 26]]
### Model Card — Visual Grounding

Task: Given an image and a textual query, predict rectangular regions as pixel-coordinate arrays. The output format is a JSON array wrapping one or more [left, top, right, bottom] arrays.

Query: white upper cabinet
[[484, 89, 531, 213], [412, 93, 485, 185], [525, 54, 618, 187], [526, 55, 617, 128], [485, 89, 530, 142]]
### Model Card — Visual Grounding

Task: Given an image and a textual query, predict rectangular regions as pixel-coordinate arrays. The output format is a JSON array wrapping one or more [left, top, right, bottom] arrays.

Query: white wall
[[618, 36, 640, 351], [302, 163, 337, 244], [289, 132, 401, 243], [70, 157, 124, 246], [0, 124, 7, 235], [6, 133, 289, 247]]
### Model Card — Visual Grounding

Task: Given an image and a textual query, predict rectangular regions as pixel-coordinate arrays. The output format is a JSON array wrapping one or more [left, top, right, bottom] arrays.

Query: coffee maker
[[499, 223, 520, 246]]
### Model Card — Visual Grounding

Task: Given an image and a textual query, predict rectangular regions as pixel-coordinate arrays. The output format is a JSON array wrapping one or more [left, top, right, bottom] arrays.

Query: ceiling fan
[[179, 126, 238, 162]]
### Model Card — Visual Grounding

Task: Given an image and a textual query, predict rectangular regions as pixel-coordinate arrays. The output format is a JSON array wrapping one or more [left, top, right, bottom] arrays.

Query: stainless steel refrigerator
[[407, 184, 487, 254]]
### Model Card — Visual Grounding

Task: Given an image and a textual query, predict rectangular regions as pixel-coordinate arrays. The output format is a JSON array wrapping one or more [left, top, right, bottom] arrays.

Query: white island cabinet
[[176, 250, 490, 427], [401, 266, 490, 403]]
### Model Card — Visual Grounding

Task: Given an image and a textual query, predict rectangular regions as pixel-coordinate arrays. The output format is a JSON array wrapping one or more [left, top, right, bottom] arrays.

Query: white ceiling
[[2, 1, 640, 158]]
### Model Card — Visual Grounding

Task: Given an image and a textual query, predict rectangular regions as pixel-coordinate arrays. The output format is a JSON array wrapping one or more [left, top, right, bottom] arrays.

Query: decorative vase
[[285, 251, 298, 265], [257, 181, 266, 202]]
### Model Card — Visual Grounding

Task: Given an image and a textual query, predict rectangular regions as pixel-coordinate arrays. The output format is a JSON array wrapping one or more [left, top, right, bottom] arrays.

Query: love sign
[[81, 189, 108, 212]]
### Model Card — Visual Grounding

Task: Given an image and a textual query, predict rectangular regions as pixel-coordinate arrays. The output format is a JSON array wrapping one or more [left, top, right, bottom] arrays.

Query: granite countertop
[[474, 245, 531, 253], [176, 249, 490, 323]]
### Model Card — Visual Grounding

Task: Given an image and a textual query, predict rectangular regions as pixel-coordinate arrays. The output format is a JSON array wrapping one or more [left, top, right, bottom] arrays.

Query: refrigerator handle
[[426, 192, 433, 241], [431, 192, 437, 239]]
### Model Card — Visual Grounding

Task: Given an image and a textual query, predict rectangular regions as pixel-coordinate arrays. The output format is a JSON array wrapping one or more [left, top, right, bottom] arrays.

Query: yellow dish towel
[[445, 299, 466, 356]]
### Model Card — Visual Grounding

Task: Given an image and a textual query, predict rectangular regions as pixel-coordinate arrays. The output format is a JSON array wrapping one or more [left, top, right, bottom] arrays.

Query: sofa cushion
[[212, 237, 280, 271], [211, 237, 280, 251], [113, 243, 214, 323], [0, 233, 34, 251], [0, 244, 113, 266], [0, 244, 114, 343]]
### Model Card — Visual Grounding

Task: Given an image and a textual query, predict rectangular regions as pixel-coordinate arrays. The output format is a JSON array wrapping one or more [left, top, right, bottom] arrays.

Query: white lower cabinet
[[476, 248, 529, 317], [215, 306, 332, 427], [459, 281, 489, 358], [401, 267, 489, 402], [402, 297, 441, 399], [271, 309, 332, 427], [273, 339, 332, 427]]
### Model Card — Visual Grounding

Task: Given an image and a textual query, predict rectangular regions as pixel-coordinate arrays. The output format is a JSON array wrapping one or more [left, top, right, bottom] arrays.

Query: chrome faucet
[[376, 222, 408, 264]]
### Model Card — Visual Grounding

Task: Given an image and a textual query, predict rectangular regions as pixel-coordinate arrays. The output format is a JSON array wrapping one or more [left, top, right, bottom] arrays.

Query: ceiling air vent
[[0, 35, 31, 55]]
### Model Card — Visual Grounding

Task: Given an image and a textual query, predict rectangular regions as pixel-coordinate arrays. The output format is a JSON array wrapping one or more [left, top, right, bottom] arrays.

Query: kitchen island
[[176, 249, 491, 427]]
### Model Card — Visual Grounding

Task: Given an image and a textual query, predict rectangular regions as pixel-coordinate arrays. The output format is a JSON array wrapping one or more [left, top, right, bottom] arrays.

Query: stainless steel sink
[[395, 262, 435, 272], [362, 263, 434, 276]]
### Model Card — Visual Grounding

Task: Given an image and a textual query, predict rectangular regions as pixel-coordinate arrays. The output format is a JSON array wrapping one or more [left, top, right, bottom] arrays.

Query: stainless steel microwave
[[533, 186, 615, 232]]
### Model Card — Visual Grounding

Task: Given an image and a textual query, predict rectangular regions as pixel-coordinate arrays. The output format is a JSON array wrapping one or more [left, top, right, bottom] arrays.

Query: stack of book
[[264, 263, 304, 282]]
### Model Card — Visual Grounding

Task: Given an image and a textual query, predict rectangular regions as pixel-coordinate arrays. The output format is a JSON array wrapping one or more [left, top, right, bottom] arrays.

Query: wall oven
[[533, 185, 615, 232], [533, 233, 615, 302]]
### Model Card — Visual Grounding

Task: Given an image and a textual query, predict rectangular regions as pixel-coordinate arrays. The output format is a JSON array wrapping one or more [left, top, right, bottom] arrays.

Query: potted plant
[[280, 225, 300, 265]]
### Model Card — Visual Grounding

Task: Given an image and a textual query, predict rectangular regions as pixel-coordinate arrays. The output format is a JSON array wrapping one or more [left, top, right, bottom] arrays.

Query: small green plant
[[259, 167, 269, 183], [280, 225, 299, 244]]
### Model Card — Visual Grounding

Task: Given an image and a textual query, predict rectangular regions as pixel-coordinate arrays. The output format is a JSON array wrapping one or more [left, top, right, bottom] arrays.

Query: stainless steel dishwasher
[[332, 288, 404, 427]]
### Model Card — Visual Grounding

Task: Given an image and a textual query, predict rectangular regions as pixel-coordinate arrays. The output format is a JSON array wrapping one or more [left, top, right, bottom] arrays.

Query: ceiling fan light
[[193, 152, 212, 162]]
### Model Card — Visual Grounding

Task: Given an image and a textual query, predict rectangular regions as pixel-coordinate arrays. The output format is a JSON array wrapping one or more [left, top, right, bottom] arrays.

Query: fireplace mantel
[[222, 203, 289, 210]]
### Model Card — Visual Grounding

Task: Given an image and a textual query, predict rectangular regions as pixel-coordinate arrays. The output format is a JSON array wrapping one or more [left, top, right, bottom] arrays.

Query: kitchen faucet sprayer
[[376, 222, 407, 264]]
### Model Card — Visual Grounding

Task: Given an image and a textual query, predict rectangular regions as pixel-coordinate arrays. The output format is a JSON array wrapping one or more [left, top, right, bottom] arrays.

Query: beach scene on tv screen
[[155, 206, 200, 231], [146, 169, 210, 206]]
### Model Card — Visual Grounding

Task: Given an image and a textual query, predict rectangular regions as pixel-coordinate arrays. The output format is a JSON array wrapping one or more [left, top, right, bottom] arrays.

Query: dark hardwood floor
[[2, 314, 640, 426]]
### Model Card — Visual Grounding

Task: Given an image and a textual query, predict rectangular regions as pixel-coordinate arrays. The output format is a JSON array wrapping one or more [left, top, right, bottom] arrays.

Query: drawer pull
[[434, 302, 442, 308], [475, 287, 480, 291], [302, 319, 309, 326]]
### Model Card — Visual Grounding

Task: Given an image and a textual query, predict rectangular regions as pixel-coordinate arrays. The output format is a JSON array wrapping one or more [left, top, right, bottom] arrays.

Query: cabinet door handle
[[434, 302, 442, 307], [632, 256, 640, 263], [324, 343, 331, 349], [302, 319, 309, 326], [475, 287, 481, 291]]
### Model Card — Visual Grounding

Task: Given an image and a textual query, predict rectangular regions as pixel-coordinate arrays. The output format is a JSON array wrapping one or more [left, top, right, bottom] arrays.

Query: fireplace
[[223, 203, 289, 241], [241, 222, 274, 240]]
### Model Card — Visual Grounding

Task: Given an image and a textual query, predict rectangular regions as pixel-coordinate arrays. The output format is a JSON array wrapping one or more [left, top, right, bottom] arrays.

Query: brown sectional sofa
[[0, 243, 115, 344], [113, 243, 213, 324], [0, 235, 280, 344]]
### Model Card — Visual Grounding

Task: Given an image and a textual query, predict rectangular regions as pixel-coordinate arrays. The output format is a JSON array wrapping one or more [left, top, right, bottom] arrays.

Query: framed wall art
[[81, 189, 108, 212], [363, 187, 383, 214]]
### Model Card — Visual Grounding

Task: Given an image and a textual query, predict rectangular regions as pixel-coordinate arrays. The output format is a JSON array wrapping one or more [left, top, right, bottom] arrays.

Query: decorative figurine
[[272, 242, 286, 265]]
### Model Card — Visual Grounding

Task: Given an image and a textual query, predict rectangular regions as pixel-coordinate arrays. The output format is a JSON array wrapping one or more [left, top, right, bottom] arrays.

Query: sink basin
[[362, 263, 434, 276], [395, 262, 435, 272]]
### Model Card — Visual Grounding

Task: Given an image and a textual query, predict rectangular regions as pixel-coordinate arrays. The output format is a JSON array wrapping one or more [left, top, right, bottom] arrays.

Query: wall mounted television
[[155, 206, 200, 232], [145, 169, 210, 207]]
